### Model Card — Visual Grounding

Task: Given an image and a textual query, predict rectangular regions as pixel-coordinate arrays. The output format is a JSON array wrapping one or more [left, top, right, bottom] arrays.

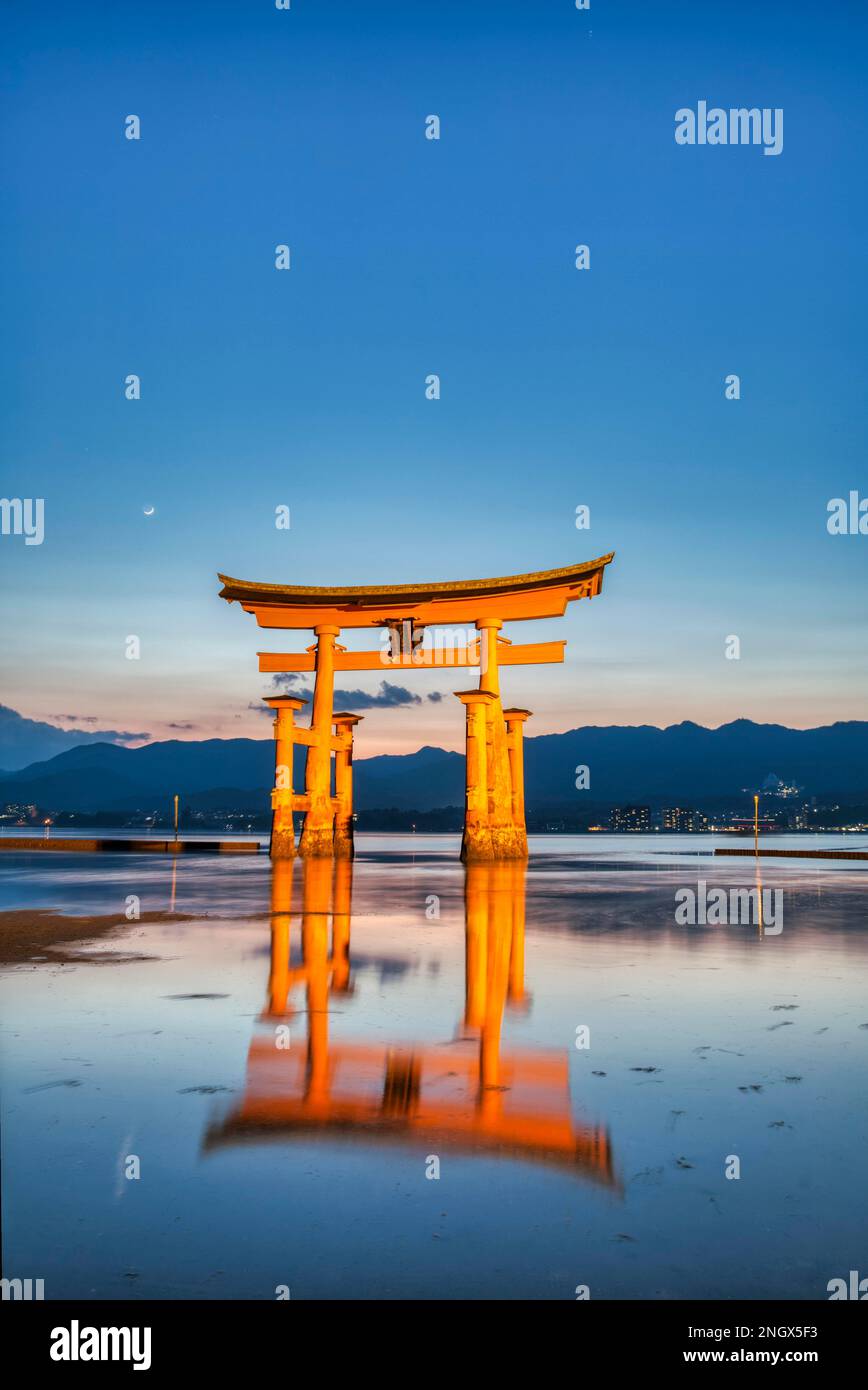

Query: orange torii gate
[[218, 555, 614, 861]]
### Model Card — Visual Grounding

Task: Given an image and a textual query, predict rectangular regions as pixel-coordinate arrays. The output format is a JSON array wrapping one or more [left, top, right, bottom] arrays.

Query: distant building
[[761, 774, 802, 799], [662, 807, 708, 832], [0, 802, 39, 823], [611, 805, 650, 832]]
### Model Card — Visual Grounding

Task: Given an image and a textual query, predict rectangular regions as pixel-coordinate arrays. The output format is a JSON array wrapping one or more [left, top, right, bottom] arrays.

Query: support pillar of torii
[[263, 694, 306, 860], [218, 555, 614, 862], [333, 714, 363, 859], [298, 624, 340, 859], [454, 685, 533, 862], [263, 690, 364, 861]]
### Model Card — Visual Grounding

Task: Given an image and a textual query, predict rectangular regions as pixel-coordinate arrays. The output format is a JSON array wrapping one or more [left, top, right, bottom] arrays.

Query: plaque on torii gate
[[218, 554, 614, 861]]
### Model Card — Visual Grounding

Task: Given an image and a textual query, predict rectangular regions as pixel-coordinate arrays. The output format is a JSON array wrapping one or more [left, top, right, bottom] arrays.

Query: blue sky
[[2, 0, 866, 755]]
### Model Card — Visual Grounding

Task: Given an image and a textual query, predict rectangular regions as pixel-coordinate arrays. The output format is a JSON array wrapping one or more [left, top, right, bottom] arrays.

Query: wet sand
[[0, 909, 198, 966]]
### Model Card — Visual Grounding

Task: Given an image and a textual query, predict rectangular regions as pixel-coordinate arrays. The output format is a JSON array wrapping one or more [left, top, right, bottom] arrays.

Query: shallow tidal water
[[1, 833, 866, 1300]]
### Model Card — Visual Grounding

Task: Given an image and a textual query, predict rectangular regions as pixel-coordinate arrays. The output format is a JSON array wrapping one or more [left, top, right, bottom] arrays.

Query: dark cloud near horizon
[[268, 673, 307, 695], [0, 704, 150, 772], [257, 675, 446, 712], [333, 682, 422, 710]]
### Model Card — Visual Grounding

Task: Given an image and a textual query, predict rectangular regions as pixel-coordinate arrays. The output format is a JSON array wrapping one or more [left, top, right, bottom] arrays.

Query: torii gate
[[218, 555, 614, 861]]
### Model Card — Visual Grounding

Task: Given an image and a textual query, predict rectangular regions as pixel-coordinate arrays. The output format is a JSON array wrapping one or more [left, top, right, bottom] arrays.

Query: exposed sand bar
[[0, 837, 260, 854], [0, 908, 200, 965]]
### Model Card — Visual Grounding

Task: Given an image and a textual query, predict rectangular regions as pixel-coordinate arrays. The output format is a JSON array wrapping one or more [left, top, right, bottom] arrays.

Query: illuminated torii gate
[[218, 555, 614, 861]]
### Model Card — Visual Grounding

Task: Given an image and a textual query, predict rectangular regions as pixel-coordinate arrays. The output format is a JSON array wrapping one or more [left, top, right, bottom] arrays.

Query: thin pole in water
[[753, 794, 759, 856], [174, 794, 179, 842]]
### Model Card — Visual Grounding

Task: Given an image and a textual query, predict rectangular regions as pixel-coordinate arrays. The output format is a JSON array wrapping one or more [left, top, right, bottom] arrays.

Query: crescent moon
[[143, 506, 156, 516]]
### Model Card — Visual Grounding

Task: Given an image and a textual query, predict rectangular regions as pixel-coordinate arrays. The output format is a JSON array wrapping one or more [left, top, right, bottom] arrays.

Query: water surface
[[1, 834, 866, 1300]]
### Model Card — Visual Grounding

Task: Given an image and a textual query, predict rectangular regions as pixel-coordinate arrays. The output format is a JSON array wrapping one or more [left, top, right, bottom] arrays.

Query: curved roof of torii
[[217, 554, 614, 629]]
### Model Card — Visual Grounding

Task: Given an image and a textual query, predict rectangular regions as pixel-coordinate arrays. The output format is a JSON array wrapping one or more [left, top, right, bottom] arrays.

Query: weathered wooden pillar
[[476, 620, 526, 859], [264, 695, 307, 859], [455, 689, 496, 862], [299, 625, 340, 858], [504, 707, 531, 858], [333, 713, 362, 859]]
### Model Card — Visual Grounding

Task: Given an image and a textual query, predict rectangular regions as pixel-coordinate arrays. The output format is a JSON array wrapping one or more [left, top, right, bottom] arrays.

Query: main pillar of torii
[[218, 555, 614, 861], [456, 619, 530, 861]]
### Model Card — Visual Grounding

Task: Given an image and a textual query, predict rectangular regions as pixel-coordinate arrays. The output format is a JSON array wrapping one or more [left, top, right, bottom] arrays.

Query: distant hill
[[0, 739, 276, 812], [520, 719, 868, 803], [1, 720, 866, 816]]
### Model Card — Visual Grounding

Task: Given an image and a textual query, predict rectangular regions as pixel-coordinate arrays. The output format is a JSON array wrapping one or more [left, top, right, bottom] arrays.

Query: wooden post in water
[[299, 626, 340, 858], [264, 695, 307, 859], [475, 621, 525, 859], [333, 713, 363, 859], [504, 708, 531, 858], [455, 689, 496, 862]]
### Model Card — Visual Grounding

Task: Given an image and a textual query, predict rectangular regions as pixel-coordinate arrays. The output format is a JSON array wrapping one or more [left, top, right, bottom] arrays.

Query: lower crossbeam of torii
[[218, 555, 614, 861]]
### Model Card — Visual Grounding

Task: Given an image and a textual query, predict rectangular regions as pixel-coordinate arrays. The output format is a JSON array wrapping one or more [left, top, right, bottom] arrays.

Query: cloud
[[253, 676, 445, 713], [0, 705, 150, 772], [333, 682, 423, 710], [269, 674, 423, 709], [167, 721, 198, 730]]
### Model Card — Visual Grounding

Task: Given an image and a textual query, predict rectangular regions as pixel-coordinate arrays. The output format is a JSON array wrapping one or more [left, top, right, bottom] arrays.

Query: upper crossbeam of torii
[[218, 555, 614, 861]]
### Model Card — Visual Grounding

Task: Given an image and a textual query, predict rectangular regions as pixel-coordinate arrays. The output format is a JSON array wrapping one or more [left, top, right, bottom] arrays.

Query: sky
[[2, 0, 867, 758]]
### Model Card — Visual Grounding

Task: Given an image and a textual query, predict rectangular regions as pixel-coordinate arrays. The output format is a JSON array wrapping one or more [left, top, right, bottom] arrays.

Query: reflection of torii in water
[[204, 859, 617, 1187]]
